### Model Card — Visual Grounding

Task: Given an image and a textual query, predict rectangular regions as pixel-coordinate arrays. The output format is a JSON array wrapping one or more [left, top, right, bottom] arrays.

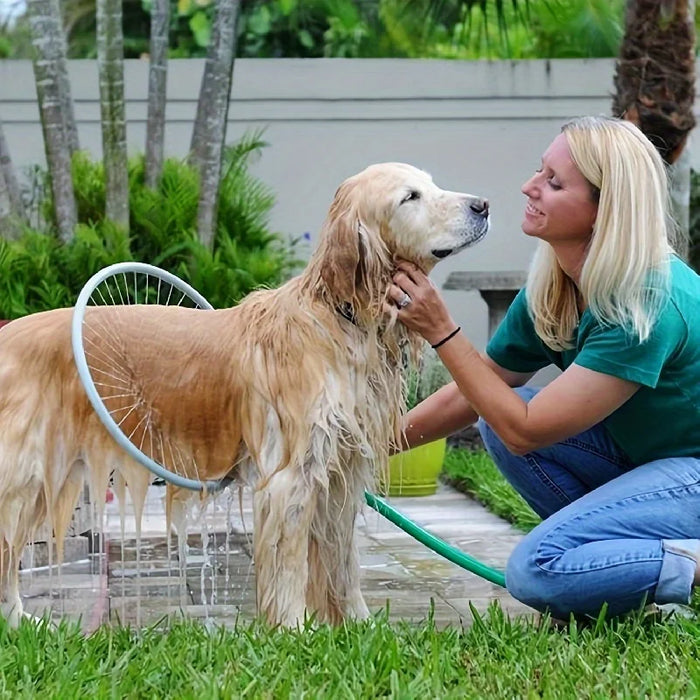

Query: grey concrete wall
[[0, 57, 681, 354]]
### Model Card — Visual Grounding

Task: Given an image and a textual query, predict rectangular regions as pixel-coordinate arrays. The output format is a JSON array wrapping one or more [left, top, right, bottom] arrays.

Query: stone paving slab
[[18, 483, 534, 629]]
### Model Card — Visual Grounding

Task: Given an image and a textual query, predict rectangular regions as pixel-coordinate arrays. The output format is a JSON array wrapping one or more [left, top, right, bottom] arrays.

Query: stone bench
[[443, 271, 527, 339]]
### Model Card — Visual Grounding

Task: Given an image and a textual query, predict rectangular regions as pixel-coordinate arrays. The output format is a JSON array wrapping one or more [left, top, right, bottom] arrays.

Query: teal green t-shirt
[[486, 256, 700, 465]]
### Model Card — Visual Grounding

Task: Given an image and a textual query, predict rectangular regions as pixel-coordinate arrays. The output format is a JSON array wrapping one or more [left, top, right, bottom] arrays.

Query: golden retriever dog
[[0, 163, 489, 628]]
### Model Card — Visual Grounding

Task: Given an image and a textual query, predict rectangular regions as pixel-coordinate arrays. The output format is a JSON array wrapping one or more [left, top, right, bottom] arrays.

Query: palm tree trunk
[[667, 0, 695, 260], [27, 0, 77, 242], [190, 0, 241, 249], [669, 136, 692, 258], [144, 0, 169, 188], [97, 0, 129, 230], [189, 9, 222, 171], [0, 117, 25, 221], [612, 0, 696, 256], [53, 0, 80, 154], [0, 168, 17, 240]]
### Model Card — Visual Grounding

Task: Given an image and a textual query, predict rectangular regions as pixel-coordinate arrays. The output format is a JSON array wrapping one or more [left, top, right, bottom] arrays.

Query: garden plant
[[0, 133, 299, 320]]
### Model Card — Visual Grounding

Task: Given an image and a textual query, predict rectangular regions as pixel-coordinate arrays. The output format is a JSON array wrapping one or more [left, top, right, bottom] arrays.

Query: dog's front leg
[[326, 487, 370, 622], [337, 508, 370, 622], [306, 474, 370, 625], [253, 469, 317, 627], [0, 539, 23, 628]]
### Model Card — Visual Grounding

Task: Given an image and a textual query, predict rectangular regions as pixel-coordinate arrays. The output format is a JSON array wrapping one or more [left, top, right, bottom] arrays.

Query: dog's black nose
[[470, 199, 489, 217]]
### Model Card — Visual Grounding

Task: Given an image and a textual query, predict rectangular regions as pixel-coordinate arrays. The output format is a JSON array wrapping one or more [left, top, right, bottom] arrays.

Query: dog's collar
[[336, 303, 357, 326]]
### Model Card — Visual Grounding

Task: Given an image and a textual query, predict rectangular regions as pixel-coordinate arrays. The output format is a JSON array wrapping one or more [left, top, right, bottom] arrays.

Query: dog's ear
[[319, 181, 363, 303], [315, 178, 392, 315]]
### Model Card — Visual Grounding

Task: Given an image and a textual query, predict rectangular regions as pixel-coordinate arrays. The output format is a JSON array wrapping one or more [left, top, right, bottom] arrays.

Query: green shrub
[[0, 133, 299, 319], [0, 223, 131, 318]]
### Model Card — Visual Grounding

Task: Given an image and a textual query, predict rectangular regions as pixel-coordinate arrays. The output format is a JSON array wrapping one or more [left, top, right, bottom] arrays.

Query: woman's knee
[[505, 536, 552, 614], [477, 386, 539, 453], [476, 416, 499, 451], [505, 529, 646, 621], [505, 529, 581, 619]]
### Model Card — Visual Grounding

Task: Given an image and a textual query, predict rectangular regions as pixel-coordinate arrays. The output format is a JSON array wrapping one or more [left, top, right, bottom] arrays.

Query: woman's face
[[521, 133, 598, 245]]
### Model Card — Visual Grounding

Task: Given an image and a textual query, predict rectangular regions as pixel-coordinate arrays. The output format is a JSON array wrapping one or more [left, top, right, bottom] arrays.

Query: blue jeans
[[478, 387, 700, 619]]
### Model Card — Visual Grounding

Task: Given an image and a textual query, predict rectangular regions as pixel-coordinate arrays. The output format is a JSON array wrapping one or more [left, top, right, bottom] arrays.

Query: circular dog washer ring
[[71, 261, 225, 493]]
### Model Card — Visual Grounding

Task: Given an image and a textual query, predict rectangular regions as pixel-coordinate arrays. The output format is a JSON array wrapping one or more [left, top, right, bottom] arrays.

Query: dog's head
[[309, 162, 489, 312]]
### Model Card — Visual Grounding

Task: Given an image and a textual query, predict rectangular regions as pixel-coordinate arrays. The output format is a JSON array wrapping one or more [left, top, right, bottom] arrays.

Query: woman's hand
[[388, 260, 458, 346]]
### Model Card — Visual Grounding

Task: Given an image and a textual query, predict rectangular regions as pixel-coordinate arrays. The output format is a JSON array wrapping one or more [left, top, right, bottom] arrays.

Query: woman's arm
[[400, 354, 534, 451], [390, 262, 639, 455], [437, 337, 638, 454]]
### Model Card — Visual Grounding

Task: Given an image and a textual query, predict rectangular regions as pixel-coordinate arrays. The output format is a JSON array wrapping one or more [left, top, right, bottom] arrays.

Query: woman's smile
[[525, 201, 543, 217]]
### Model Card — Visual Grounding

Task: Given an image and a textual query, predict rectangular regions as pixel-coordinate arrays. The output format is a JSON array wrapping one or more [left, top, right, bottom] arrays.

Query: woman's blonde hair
[[527, 115, 677, 350]]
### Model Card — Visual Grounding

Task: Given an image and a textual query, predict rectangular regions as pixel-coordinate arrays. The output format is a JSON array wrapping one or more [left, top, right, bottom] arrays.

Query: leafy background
[[0, 132, 300, 319]]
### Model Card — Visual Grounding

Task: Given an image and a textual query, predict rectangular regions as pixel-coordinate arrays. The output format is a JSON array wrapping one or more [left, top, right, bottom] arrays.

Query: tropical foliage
[[0, 0, 638, 61], [0, 134, 298, 319], [378, 0, 626, 59], [405, 346, 453, 411], [2, 1, 699, 63]]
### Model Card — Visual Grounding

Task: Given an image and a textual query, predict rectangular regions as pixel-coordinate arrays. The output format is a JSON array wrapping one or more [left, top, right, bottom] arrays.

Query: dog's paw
[[1, 601, 24, 629], [21, 611, 57, 629]]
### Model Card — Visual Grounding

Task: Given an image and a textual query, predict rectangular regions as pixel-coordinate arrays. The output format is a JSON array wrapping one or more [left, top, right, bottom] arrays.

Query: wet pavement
[[19, 483, 533, 630]]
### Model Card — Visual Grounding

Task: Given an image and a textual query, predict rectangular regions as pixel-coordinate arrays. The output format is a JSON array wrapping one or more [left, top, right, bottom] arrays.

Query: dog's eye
[[401, 191, 421, 204]]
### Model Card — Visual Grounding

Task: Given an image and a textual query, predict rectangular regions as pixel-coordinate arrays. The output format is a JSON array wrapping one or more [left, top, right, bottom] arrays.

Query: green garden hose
[[364, 491, 507, 588]]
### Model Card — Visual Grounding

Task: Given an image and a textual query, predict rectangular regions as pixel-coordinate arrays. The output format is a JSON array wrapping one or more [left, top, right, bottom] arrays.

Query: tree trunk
[[189, 9, 222, 171], [97, 0, 129, 230], [612, 0, 696, 256], [190, 0, 241, 250], [53, 0, 80, 154], [668, 0, 695, 260], [669, 138, 692, 258], [0, 117, 25, 221], [144, 0, 169, 189], [27, 0, 77, 242], [0, 167, 18, 240]]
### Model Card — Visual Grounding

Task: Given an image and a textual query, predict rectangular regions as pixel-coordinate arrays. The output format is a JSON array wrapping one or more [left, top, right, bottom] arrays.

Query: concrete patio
[[19, 482, 533, 631]]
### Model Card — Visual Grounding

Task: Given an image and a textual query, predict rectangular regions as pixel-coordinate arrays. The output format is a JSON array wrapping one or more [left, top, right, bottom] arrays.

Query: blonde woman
[[390, 116, 700, 620]]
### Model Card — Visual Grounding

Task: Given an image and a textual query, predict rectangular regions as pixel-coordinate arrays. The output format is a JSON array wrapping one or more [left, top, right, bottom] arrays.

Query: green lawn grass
[[1, 607, 700, 699], [3, 448, 699, 698]]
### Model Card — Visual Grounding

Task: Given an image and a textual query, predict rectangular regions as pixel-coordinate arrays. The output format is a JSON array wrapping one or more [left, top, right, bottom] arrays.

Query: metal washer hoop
[[71, 261, 225, 493]]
